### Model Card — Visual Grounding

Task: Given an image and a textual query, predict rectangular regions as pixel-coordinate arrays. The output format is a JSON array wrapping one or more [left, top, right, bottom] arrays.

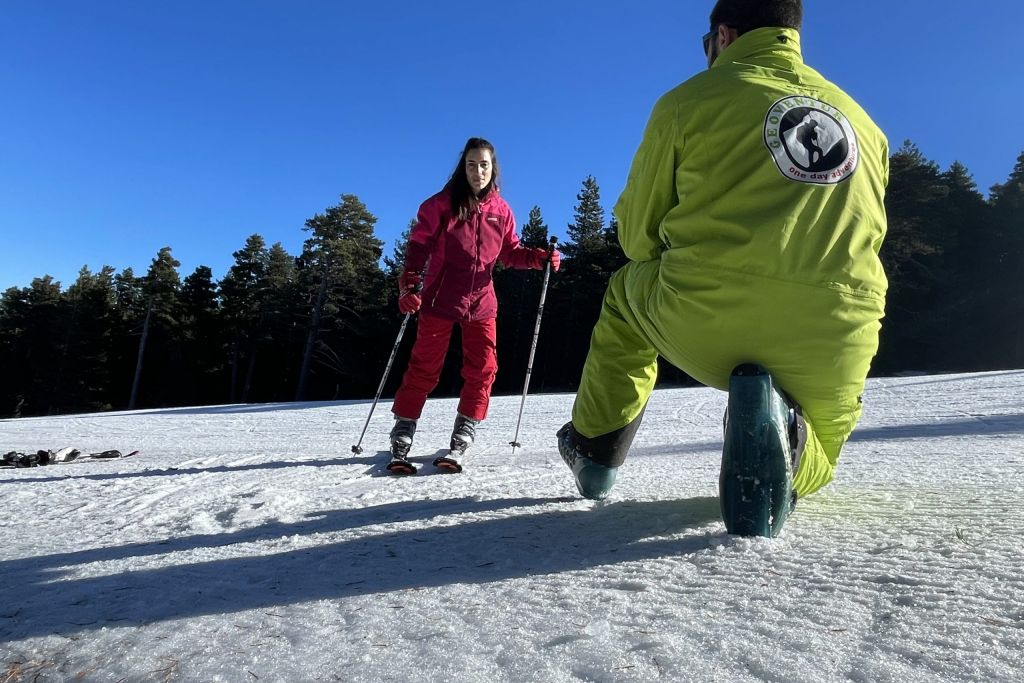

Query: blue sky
[[2, 1, 1022, 292]]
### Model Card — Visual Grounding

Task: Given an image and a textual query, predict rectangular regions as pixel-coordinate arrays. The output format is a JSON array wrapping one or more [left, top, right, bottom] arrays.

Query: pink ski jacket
[[405, 188, 537, 321]]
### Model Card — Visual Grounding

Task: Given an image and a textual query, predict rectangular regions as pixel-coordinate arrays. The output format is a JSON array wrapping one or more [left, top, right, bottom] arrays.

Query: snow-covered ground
[[1, 370, 1022, 682]]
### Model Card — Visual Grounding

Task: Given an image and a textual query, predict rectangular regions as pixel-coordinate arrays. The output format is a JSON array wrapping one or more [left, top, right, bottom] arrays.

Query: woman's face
[[465, 148, 493, 196]]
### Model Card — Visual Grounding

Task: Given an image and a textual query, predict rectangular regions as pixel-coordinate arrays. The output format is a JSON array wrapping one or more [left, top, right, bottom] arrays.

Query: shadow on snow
[[0, 495, 721, 641], [849, 413, 1024, 442], [0, 456, 378, 486]]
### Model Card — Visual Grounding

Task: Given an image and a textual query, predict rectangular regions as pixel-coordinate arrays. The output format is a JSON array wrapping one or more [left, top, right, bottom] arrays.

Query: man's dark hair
[[709, 0, 802, 34]]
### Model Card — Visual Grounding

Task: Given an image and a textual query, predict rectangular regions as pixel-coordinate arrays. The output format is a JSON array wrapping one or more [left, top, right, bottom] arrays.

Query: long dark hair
[[445, 137, 500, 221]]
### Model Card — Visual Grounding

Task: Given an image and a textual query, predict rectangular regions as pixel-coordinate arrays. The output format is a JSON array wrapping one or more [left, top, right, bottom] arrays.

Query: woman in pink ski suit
[[388, 137, 560, 472]]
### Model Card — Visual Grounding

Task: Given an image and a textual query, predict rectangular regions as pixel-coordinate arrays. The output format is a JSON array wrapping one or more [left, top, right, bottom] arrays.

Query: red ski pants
[[392, 312, 498, 422]]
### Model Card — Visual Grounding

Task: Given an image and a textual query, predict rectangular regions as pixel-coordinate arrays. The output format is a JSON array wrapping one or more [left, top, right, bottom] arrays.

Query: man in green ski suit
[[557, 0, 888, 530]]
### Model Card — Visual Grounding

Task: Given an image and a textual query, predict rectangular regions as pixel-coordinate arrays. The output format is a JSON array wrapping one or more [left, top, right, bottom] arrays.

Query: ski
[[433, 444, 469, 473], [386, 456, 417, 475], [1, 448, 140, 468], [385, 436, 418, 475]]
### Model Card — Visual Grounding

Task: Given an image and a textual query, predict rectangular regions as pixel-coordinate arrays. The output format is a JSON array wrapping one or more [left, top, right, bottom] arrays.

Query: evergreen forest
[[2, 142, 1022, 418]]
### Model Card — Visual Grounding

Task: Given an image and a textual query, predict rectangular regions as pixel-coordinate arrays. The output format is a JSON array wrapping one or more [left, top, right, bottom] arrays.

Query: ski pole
[[510, 236, 558, 453], [351, 310, 415, 455]]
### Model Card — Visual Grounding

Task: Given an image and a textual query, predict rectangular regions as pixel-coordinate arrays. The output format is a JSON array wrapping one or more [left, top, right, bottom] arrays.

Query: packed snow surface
[[1, 371, 1022, 682]]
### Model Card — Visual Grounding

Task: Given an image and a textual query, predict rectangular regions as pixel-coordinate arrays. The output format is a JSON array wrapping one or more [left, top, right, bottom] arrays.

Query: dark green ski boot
[[557, 423, 618, 500], [719, 364, 796, 537]]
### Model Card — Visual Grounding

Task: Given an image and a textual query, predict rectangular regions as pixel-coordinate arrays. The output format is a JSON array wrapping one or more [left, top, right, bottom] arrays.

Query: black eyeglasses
[[702, 25, 736, 55], [702, 29, 716, 55]]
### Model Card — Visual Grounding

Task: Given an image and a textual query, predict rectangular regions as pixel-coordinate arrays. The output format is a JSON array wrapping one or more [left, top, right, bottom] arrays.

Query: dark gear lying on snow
[[2, 448, 138, 468]]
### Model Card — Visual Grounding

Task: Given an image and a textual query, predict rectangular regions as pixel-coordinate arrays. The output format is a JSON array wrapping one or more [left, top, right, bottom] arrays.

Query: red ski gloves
[[529, 247, 561, 272], [398, 271, 422, 314]]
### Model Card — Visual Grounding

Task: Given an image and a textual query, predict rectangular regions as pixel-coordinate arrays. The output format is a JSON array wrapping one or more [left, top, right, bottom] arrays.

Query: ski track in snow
[[1, 371, 1022, 682]]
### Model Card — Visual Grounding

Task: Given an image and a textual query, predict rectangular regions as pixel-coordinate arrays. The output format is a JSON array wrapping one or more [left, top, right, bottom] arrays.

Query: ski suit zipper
[[430, 269, 447, 308], [468, 211, 481, 316]]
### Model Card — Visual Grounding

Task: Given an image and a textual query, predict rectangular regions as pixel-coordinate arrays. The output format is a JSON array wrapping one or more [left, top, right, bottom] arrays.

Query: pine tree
[[880, 141, 946, 282], [599, 215, 629, 274], [0, 286, 27, 415], [129, 247, 183, 408], [181, 266, 219, 319], [180, 265, 220, 334], [382, 220, 415, 317], [180, 265, 223, 404], [114, 267, 145, 320], [221, 234, 271, 401], [987, 151, 1024, 366], [0, 277, 65, 415], [935, 161, 991, 370], [521, 206, 550, 248], [564, 176, 606, 256], [61, 266, 118, 411], [541, 177, 613, 389], [383, 219, 416, 279], [296, 194, 386, 400], [875, 141, 949, 373], [493, 207, 552, 393], [109, 267, 145, 408], [145, 247, 183, 324], [222, 235, 270, 321], [260, 242, 302, 400], [989, 151, 1024, 209]]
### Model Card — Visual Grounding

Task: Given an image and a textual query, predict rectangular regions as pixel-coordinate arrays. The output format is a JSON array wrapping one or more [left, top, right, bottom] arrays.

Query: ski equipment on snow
[[385, 418, 418, 475], [1, 449, 140, 468], [719, 363, 797, 537], [449, 413, 478, 451], [351, 290, 420, 455], [556, 423, 618, 500], [389, 418, 417, 456], [432, 452, 464, 473], [386, 455, 418, 475], [510, 236, 558, 454], [429, 414, 478, 473]]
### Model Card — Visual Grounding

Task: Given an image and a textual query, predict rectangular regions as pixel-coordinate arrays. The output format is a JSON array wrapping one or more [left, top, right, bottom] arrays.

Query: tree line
[[1, 142, 1021, 418]]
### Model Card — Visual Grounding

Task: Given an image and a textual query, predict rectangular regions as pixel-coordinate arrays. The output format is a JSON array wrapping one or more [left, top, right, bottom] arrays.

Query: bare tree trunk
[[128, 302, 152, 410], [296, 275, 328, 401]]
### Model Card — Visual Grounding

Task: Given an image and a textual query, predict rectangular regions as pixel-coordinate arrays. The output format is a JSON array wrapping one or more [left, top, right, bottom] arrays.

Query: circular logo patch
[[764, 96, 859, 184]]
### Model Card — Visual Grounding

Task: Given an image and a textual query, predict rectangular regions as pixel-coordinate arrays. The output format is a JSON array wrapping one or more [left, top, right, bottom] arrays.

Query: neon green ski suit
[[571, 27, 889, 497]]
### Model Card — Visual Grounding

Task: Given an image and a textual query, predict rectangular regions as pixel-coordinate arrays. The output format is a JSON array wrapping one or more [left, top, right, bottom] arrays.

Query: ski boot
[[719, 364, 798, 537], [3, 450, 50, 467], [557, 422, 618, 500], [386, 418, 418, 475], [51, 447, 81, 463], [434, 413, 478, 473]]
